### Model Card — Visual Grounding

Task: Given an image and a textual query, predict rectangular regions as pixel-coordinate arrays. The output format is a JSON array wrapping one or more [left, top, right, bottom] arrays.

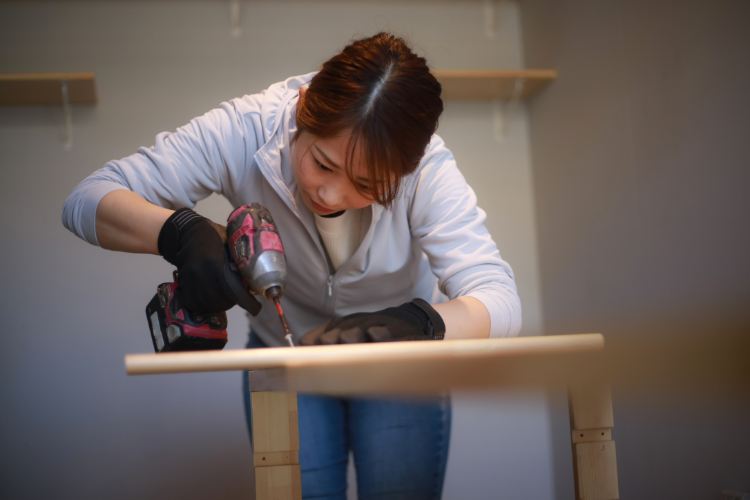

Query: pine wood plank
[[250, 392, 299, 453], [433, 69, 557, 100], [574, 441, 619, 500], [569, 384, 619, 499], [255, 465, 302, 500], [569, 385, 614, 430], [254, 450, 299, 468], [0, 73, 97, 106]]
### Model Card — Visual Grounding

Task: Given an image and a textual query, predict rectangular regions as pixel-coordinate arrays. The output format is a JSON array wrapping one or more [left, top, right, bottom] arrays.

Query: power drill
[[226, 203, 293, 346], [146, 203, 292, 352]]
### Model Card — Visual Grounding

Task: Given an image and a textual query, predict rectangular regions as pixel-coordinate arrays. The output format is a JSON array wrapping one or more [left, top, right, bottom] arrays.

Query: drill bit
[[273, 296, 294, 347]]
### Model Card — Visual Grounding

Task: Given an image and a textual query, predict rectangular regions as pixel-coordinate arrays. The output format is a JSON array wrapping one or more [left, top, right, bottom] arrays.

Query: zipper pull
[[327, 275, 333, 297]]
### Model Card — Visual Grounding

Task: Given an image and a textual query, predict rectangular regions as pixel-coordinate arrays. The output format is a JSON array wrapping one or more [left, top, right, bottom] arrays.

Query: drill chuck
[[248, 249, 287, 298], [265, 284, 283, 301]]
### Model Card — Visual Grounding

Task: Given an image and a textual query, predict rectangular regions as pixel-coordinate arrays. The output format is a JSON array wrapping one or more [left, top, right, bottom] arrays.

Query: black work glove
[[158, 208, 261, 316], [299, 298, 445, 345]]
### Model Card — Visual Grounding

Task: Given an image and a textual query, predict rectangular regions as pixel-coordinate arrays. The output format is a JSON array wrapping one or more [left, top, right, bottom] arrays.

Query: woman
[[63, 32, 521, 500]]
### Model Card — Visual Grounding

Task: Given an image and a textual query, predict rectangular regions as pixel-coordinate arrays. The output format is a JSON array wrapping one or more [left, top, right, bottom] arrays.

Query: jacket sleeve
[[407, 136, 522, 338], [62, 95, 264, 245]]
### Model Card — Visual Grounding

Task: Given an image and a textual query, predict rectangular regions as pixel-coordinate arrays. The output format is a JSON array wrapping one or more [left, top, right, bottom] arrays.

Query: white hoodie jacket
[[62, 73, 522, 346]]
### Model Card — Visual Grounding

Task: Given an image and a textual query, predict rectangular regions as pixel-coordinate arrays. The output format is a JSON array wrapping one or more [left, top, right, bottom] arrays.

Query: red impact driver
[[227, 203, 293, 347], [146, 203, 292, 352]]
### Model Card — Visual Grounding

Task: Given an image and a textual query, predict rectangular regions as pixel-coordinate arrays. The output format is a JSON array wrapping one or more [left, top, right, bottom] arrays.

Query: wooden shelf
[[433, 69, 557, 100], [0, 72, 97, 106]]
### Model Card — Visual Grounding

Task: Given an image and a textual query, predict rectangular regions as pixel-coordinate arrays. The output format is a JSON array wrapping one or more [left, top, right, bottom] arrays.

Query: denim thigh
[[349, 396, 451, 500]]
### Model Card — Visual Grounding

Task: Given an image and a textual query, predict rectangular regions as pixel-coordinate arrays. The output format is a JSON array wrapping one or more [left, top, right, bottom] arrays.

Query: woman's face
[[291, 129, 375, 216]]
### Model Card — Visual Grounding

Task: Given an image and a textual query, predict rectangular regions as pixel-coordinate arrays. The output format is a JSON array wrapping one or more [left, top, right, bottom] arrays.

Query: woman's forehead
[[314, 131, 369, 179]]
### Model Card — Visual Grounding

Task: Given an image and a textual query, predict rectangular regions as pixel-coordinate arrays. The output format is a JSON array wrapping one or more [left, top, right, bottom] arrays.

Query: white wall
[[521, 0, 750, 498], [0, 2, 551, 498]]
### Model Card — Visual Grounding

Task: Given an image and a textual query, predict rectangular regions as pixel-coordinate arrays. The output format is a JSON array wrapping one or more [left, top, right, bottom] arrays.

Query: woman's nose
[[319, 182, 344, 207]]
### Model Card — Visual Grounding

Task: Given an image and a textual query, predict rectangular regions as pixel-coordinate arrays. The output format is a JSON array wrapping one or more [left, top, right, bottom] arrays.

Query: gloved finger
[[299, 322, 329, 346], [366, 326, 392, 343], [177, 277, 234, 314], [208, 220, 228, 244], [319, 327, 342, 345], [340, 327, 366, 344]]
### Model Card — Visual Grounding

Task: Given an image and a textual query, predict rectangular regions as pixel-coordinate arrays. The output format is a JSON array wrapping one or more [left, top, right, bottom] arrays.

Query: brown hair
[[295, 32, 443, 207]]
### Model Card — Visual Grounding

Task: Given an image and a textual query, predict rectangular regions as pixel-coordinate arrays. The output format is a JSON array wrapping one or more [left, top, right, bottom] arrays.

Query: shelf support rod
[[492, 78, 525, 141], [61, 80, 73, 151], [229, 0, 241, 38], [483, 0, 496, 39]]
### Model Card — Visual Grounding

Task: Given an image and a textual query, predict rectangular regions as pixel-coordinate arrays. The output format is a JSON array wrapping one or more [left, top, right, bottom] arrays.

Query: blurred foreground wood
[[125, 332, 750, 500], [126, 332, 750, 398], [126, 334, 604, 393]]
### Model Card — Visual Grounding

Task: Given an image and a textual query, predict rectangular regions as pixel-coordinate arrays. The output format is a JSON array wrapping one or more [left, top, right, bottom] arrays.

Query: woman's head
[[293, 32, 443, 214]]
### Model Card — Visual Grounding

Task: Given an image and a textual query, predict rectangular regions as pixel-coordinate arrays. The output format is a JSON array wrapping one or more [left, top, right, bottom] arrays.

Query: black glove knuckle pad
[[299, 298, 446, 345]]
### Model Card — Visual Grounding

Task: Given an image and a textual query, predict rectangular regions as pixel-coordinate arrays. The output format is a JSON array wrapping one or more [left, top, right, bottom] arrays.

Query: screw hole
[[262, 457, 266, 461], [601, 432, 604, 435], [580, 434, 584, 437]]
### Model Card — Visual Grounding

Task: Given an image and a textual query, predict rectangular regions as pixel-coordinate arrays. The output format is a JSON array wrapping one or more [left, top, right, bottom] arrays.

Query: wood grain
[[569, 385, 614, 430], [255, 465, 302, 500], [250, 392, 299, 453], [569, 384, 619, 499], [574, 441, 619, 500]]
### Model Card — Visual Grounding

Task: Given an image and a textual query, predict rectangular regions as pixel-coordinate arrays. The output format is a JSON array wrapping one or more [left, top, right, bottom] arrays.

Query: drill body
[[146, 203, 290, 353], [226, 203, 287, 301]]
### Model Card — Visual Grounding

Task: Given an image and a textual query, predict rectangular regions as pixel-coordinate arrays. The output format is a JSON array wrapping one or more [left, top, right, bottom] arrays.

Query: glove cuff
[[157, 208, 206, 265], [411, 298, 446, 340]]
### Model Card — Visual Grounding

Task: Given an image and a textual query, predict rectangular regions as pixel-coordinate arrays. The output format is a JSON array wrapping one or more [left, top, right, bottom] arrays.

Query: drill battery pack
[[145, 279, 228, 353]]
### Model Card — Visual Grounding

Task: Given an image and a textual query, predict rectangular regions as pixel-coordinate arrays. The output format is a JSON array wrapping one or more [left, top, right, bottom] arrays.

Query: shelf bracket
[[492, 78, 525, 141], [61, 80, 73, 151], [483, 0, 496, 39], [229, 0, 242, 38]]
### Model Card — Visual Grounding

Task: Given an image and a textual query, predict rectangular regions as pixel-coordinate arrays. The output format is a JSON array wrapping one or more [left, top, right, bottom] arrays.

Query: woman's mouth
[[310, 198, 336, 215]]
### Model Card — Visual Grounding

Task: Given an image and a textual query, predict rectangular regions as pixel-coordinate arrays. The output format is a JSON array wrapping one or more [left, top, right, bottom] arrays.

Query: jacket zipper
[[324, 274, 334, 313]]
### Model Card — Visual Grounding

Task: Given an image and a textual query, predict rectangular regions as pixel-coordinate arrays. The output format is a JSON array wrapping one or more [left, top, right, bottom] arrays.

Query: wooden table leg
[[250, 391, 301, 500], [568, 384, 620, 500]]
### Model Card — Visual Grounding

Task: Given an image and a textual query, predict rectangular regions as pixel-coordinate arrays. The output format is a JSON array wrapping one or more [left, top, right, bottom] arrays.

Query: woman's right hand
[[158, 208, 260, 315]]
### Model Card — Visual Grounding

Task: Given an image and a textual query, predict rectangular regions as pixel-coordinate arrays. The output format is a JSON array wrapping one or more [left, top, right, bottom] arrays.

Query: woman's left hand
[[299, 299, 445, 345]]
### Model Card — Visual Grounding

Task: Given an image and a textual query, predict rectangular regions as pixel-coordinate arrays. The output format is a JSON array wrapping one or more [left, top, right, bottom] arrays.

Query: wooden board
[[433, 69, 557, 100], [251, 392, 299, 454], [126, 334, 604, 394], [0, 73, 97, 106], [255, 465, 302, 500], [252, 391, 301, 500], [569, 384, 619, 499], [126, 332, 750, 397], [574, 441, 619, 500], [569, 385, 614, 430]]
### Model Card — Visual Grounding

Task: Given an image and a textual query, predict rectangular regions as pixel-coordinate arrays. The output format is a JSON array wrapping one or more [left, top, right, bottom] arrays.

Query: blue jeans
[[242, 332, 451, 500]]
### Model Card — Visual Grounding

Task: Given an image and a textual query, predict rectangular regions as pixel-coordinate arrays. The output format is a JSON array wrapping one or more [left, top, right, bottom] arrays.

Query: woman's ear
[[297, 86, 307, 112]]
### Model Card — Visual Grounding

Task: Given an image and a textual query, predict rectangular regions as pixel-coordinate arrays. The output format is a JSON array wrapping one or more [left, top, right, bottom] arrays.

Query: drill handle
[[223, 246, 262, 316]]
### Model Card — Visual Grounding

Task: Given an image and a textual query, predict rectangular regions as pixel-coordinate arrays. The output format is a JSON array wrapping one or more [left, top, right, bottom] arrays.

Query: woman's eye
[[314, 158, 332, 172], [357, 183, 370, 190]]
